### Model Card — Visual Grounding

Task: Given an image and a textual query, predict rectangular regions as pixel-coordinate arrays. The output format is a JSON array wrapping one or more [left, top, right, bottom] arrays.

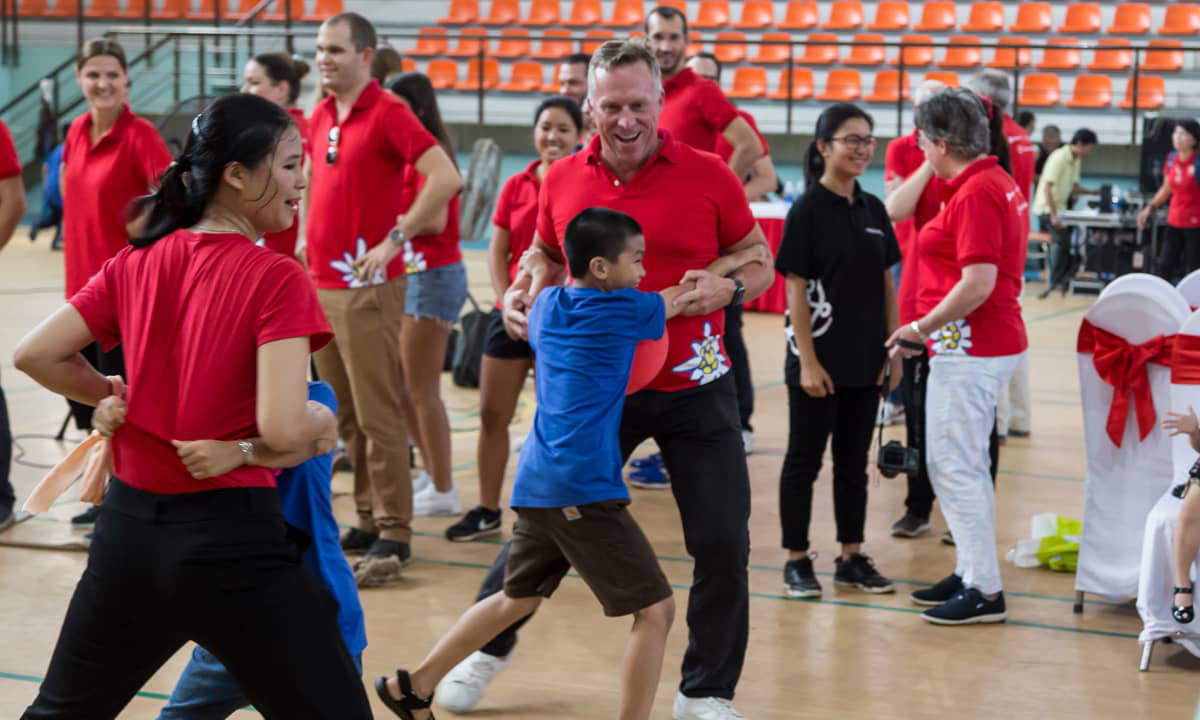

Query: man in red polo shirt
[[307, 12, 462, 586], [969, 70, 1036, 201], [0, 118, 26, 532], [645, 5, 761, 180], [437, 41, 772, 720]]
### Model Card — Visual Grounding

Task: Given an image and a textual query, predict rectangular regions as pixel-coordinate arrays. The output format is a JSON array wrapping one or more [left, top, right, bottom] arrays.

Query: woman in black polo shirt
[[777, 103, 902, 599]]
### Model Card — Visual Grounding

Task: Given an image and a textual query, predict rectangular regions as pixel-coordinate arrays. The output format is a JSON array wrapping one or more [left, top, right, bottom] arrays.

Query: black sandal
[[374, 669, 435, 719], [1173, 586, 1195, 624]]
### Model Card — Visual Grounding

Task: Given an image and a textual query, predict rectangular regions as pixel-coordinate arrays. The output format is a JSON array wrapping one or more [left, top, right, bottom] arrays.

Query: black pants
[[1156, 225, 1200, 282], [724, 304, 754, 430], [779, 384, 879, 551], [900, 349, 999, 520], [1043, 217, 1078, 292], [22, 480, 371, 720], [0, 379, 13, 513], [66, 343, 125, 432], [476, 375, 750, 700]]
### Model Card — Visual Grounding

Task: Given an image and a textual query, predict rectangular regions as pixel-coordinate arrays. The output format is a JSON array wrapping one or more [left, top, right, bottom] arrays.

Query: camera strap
[[876, 361, 891, 454]]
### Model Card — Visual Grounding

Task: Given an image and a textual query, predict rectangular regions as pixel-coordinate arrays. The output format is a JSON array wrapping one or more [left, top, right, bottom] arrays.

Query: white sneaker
[[511, 433, 528, 452], [436, 650, 510, 713], [413, 483, 462, 517], [741, 429, 753, 455], [412, 470, 433, 496], [673, 693, 747, 720]]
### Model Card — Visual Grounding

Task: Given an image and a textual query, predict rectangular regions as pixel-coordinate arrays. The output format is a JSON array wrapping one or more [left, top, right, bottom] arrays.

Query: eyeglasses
[[325, 126, 340, 166], [830, 135, 878, 151]]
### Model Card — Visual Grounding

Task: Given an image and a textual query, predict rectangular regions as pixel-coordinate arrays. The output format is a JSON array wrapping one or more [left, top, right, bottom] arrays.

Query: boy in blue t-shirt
[[375, 208, 694, 720]]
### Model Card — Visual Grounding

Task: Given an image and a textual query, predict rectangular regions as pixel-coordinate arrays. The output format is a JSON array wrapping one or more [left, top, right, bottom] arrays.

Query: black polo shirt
[[776, 180, 901, 389]]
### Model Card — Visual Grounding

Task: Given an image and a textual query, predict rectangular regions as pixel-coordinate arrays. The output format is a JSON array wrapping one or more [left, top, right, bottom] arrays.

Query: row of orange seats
[[19, 0, 339, 21], [440, 0, 1200, 36], [407, 28, 1187, 73]]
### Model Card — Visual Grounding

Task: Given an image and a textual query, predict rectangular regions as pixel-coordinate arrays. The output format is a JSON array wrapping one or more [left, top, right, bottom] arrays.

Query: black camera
[[877, 440, 920, 478]]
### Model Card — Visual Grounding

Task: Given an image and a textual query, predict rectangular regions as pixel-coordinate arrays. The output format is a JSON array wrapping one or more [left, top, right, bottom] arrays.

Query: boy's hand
[[1164, 406, 1200, 437], [92, 395, 127, 437], [171, 440, 244, 480]]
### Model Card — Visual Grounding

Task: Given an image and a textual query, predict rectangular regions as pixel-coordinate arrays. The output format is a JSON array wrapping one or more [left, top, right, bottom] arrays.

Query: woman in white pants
[[887, 87, 1030, 626]]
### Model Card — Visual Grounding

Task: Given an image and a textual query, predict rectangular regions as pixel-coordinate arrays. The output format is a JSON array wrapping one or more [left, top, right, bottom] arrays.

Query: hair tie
[[976, 93, 995, 118], [190, 113, 202, 137]]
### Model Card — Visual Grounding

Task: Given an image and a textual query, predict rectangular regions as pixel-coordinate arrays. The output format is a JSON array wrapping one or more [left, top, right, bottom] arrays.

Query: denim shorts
[[405, 261, 468, 324]]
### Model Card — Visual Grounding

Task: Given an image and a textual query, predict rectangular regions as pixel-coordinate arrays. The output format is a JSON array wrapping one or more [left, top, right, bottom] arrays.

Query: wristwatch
[[728, 277, 746, 307], [909, 320, 928, 342], [238, 440, 255, 466], [388, 228, 406, 247]]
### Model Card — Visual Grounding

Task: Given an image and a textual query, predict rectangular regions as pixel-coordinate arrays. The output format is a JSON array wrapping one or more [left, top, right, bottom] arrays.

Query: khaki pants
[[316, 278, 412, 543]]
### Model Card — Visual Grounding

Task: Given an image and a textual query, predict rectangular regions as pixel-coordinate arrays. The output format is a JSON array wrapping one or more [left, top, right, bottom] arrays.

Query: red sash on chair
[[1077, 319, 1175, 447], [1172, 334, 1200, 385]]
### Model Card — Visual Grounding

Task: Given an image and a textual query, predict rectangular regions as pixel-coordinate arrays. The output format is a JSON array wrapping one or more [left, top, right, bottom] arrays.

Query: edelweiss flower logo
[[931, 319, 973, 355], [671, 321, 730, 385], [330, 237, 386, 288], [402, 239, 427, 274], [806, 279, 833, 338]]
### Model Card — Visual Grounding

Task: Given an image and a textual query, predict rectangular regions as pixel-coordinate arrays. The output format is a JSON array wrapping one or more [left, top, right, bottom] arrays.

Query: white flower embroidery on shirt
[[403, 239, 427, 274], [671, 321, 730, 385], [330, 237, 386, 288], [930, 319, 973, 356]]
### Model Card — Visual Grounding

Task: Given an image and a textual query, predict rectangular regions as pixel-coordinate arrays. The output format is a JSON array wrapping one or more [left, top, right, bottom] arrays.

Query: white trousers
[[927, 352, 1023, 595], [995, 351, 1032, 436]]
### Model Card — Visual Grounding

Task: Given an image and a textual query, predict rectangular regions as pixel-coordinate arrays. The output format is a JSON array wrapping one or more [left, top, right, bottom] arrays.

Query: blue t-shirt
[[511, 286, 666, 508], [44, 144, 63, 209], [275, 381, 367, 657]]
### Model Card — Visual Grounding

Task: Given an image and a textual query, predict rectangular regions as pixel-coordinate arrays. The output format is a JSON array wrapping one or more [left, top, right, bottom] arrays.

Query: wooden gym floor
[[1, 231, 1198, 719]]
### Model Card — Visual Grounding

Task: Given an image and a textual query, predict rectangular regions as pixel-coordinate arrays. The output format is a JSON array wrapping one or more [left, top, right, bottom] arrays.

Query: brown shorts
[[503, 499, 673, 617]]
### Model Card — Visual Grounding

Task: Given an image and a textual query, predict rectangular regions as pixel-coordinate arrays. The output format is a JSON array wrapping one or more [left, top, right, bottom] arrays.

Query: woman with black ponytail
[[13, 93, 372, 719], [775, 103, 902, 599]]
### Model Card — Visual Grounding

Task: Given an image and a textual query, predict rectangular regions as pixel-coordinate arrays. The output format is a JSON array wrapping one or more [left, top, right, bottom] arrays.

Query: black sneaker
[[890, 512, 931, 538], [911, 573, 963, 606], [921, 588, 1007, 625], [340, 527, 378, 555], [834, 553, 895, 593], [0, 505, 13, 533], [71, 506, 100, 526], [445, 506, 502, 542], [941, 530, 956, 546], [783, 555, 822, 598]]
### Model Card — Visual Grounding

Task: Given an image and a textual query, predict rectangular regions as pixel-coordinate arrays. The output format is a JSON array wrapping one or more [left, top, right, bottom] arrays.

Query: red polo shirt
[[536, 131, 756, 392], [306, 80, 437, 288], [714, 110, 769, 164], [398, 162, 462, 273], [660, 67, 739, 153], [493, 158, 542, 286], [916, 156, 1028, 358], [69, 230, 332, 494], [1003, 112, 1036, 202], [1167, 152, 1200, 229], [260, 107, 310, 258], [62, 105, 172, 298], [884, 131, 945, 324], [0, 120, 19, 179]]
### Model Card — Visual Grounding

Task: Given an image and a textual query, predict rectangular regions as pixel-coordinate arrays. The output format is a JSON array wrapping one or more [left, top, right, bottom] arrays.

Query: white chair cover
[[1076, 285, 1187, 600], [1178, 269, 1200, 310], [1100, 272, 1191, 318]]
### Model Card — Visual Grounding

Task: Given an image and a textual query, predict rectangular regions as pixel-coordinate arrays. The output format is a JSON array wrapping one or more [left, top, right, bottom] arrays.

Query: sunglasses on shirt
[[326, 126, 340, 166]]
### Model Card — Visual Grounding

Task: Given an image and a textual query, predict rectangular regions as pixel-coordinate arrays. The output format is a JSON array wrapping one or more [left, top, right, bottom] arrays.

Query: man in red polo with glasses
[[307, 11, 462, 587]]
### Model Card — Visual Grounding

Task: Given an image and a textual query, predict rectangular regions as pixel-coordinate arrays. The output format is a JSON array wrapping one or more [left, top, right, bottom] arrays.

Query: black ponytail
[[132, 93, 293, 247], [984, 100, 1012, 177], [803, 102, 874, 188]]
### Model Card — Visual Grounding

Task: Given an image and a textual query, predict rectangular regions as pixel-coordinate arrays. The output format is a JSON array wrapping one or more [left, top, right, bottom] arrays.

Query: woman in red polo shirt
[[241, 51, 311, 259], [61, 38, 171, 439], [887, 87, 1028, 627], [443, 96, 582, 544], [1138, 118, 1200, 280], [385, 73, 468, 517], [13, 93, 371, 719]]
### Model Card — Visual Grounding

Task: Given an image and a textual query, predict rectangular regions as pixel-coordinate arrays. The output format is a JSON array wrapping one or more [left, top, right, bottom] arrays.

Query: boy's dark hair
[[564, 208, 642, 279], [1071, 128, 1099, 146]]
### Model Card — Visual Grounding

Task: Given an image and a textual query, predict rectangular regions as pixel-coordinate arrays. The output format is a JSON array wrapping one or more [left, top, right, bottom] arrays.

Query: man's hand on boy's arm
[[659, 281, 699, 320], [1164, 405, 1200, 453]]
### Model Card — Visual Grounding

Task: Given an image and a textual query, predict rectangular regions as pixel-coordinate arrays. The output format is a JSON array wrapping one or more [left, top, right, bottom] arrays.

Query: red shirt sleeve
[[68, 253, 123, 351], [135, 123, 173, 190], [740, 111, 769, 155], [884, 138, 905, 183], [492, 174, 516, 230], [697, 81, 740, 139], [708, 157, 757, 249], [535, 166, 563, 256], [955, 187, 1005, 267], [0, 120, 19, 179], [381, 102, 438, 166], [255, 257, 333, 352]]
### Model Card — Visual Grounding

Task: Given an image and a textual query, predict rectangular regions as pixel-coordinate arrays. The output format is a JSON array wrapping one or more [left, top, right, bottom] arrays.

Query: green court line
[[997, 468, 1086, 484], [0, 670, 170, 700]]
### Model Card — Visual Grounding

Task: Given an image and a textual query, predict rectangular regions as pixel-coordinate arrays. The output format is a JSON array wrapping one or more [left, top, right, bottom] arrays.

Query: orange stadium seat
[[456, 57, 500, 90], [480, 0, 520, 25], [866, 70, 911, 102], [656, 0, 685, 13], [531, 29, 573, 58], [751, 32, 793, 63], [844, 34, 887, 66], [190, 0, 226, 21], [155, 0, 190, 19], [564, 0, 603, 26], [1008, 2, 1052, 33], [439, 0, 479, 24], [402, 58, 417, 73], [823, 0, 864, 30], [817, 69, 863, 101], [606, 0, 644, 27], [1159, 3, 1200, 35], [1120, 75, 1165, 109], [448, 27, 489, 58], [493, 28, 531, 58], [687, 39, 703, 57], [1107, 3, 1151, 34], [713, 32, 747, 64], [769, 67, 815, 99], [924, 70, 960, 86], [1065, 74, 1112, 108], [779, 0, 819, 30], [263, 0, 305, 22], [913, 1, 957, 32], [988, 36, 1032, 68], [18, 0, 48, 17], [1017, 73, 1060, 106], [116, 0, 151, 18], [694, 0, 731, 28], [1143, 39, 1184, 72], [499, 60, 544, 92], [892, 34, 934, 67], [1037, 38, 1082, 71], [1086, 38, 1132, 72], [728, 66, 769, 98], [1058, 2, 1102, 33], [734, 0, 775, 29], [525, 0, 561, 26], [302, 0, 343, 22], [427, 59, 458, 89], [960, 1, 1003, 31], [939, 36, 983, 68], [797, 33, 840, 64], [84, 0, 117, 18], [45, 0, 79, 17], [582, 29, 614, 54], [409, 27, 449, 57], [867, 0, 909, 31]]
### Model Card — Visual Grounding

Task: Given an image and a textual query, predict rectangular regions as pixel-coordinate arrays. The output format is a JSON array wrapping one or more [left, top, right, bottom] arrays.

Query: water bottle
[[783, 180, 796, 204]]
